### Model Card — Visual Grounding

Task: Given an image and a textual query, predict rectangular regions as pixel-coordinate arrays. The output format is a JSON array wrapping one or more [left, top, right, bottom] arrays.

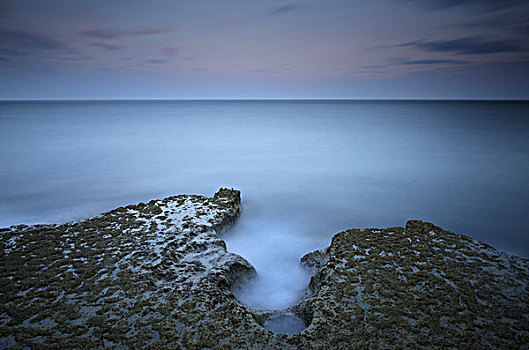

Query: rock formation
[[0, 189, 259, 348], [295, 220, 529, 348], [1, 190, 528, 348]]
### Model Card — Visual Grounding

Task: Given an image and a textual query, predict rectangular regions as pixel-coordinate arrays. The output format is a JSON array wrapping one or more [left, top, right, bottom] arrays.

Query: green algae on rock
[[296, 220, 529, 349], [1, 189, 528, 349], [0, 188, 262, 348]]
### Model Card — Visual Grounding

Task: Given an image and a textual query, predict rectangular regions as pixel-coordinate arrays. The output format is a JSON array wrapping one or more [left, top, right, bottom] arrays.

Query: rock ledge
[[1, 191, 528, 349], [295, 220, 529, 348]]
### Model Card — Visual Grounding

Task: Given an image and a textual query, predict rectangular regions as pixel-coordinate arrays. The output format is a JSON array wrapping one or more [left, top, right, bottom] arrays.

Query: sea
[[1, 100, 528, 311]]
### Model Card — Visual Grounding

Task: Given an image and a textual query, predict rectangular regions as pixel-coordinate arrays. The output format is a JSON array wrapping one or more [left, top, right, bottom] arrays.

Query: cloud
[[160, 46, 181, 57], [0, 47, 27, 56], [397, 59, 470, 65], [269, 3, 304, 16], [78, 28, 172, 39], [147, 59, 167, 64], [0, 56, 6, 61], [400, 37, 527, 55], [0, 29, 65, 50], [250, 68, 277, 74], [462, 13, 529, 36], [90, 41, 123, 51], [0, 29, 66, 56], [519, 24, 529, 35], [412, 0, 526, 12], [0, 0, 11, 17], [47, 53, 95, 62]]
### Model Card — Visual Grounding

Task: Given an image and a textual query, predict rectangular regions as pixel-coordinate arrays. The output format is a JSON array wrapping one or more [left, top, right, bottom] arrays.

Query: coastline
[[1, 189, 528, 348]]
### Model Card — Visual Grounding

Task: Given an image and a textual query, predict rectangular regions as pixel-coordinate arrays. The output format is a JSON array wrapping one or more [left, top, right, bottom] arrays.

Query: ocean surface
[[1, 100, 528, 310]]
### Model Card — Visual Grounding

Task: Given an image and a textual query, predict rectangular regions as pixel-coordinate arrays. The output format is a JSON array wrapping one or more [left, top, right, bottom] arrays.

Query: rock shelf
[[1, 189, 528, 348], [296, 221, 529, 348]]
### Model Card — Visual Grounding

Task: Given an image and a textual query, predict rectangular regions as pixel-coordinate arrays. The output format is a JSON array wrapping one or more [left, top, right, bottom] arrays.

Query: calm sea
[[1, 100, 528, 309]]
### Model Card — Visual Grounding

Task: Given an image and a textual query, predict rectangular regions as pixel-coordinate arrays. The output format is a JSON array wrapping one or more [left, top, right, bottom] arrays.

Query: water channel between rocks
[[220, 202, 330, 334]]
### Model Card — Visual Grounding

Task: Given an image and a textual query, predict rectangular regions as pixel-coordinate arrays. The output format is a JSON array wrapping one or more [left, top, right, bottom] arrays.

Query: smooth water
[[1, 100, 528, 311]]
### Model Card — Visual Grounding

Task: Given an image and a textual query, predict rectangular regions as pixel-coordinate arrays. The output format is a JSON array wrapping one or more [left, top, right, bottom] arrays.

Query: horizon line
[[1, 98, 528, 102]]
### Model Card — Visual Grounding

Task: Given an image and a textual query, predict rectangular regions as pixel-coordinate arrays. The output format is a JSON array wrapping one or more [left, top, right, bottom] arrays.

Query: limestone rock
[[1, 189, 528, 349], [0, 188, 261, 348], [295, 220, 529, 348]]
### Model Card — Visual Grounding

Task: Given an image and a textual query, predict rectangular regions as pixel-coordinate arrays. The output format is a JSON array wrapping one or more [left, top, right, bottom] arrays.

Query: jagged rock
[[1, 190, 528, 349]]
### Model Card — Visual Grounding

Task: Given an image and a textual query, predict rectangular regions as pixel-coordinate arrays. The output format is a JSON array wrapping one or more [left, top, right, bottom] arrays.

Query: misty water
[[1, 100, 528, 313]]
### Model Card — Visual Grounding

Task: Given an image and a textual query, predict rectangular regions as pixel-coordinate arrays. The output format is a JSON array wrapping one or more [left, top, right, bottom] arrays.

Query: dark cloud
[[519, 25, 529, 35], [90, 41, 123, 51], [0, 56, 6, 61], [147, 59, 167, 64], [78, 28, 172, 39], [413, 0, 526, 12], [269, 3, 304, 16], [400, 37, 527, 55], [0, 0, 11, 17], [397, 59, 470, 65], [0, 29, 65, 50], [48, 53, 95, 62], [0, 29, 66, 56], [464, 14, 528, 29], [0, 47, 27, 56], [462, 13, 529, 36]]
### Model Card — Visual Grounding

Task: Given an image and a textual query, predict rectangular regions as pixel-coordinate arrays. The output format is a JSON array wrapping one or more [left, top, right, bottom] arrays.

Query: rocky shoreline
[[295, 221, 529, 348], [1, 189, 528, 348]]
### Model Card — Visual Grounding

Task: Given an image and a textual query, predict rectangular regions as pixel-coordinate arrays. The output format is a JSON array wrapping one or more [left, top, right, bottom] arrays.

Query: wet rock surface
[[1, 190, 528, 349]]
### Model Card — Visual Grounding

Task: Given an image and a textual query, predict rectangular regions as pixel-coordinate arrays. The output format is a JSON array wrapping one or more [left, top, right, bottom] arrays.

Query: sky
[[0, 0, 528, 100]]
